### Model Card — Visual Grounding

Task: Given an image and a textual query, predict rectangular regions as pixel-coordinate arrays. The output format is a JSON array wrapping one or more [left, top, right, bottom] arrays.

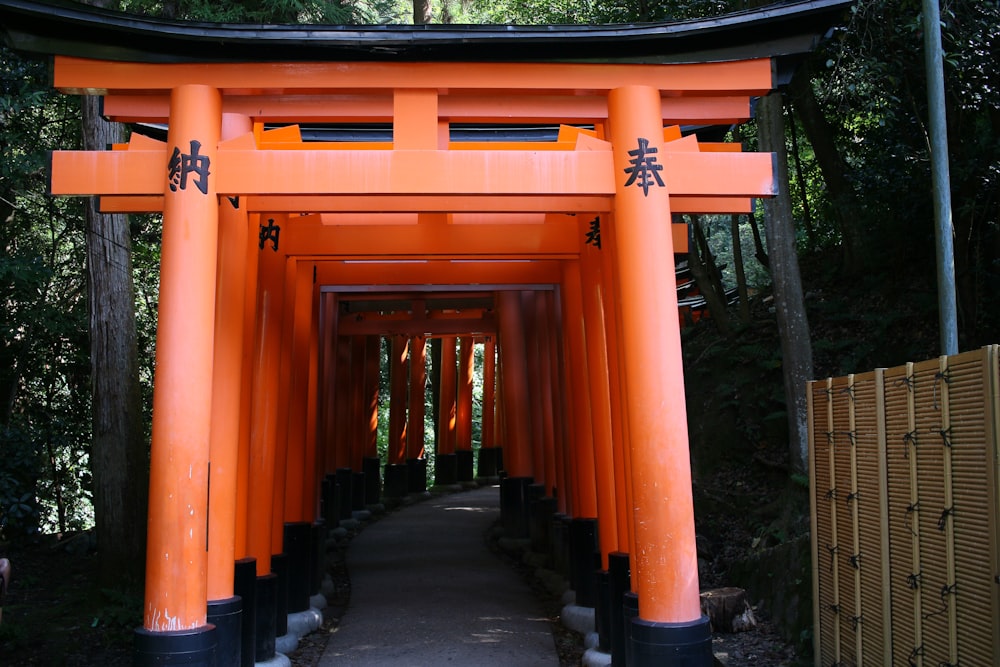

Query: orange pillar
[[406, 335, 427, 459], [235, 214, 262, 561], [456, 336, 474, 452], [363, 335, 381, 462], [269, 257, 298, 558], [561, 266, 598, 518], [436, 336, 457, 456], [388, 335, 409, 465], [522, 292, 546, 490], [481, 337, 496, 452], [534, 294, 559, 499], [207, 114, 251, 613], [303, 283, 321, 521], [580, 241, 620, 567], [497, 291, 532, 478], [284, 261, 313, 523], [607, 85, 706, 648], [245, 217, 287, 578], [331, 334, 353, 470], [140, 84, 220, 653]]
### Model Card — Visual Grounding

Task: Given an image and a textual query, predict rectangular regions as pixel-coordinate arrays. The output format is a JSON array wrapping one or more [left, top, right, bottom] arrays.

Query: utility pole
[[922, 0, 958, 355]]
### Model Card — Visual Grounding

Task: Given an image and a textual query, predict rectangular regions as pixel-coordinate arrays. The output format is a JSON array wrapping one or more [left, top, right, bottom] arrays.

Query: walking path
[[319, 485, 560, 666]]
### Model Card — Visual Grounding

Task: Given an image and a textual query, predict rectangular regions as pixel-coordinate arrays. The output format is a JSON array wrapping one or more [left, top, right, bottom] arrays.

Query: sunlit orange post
[[478, 336, 498, 479], [534, 294, 558, 500], [245, 214, 288, 662], [362, 335, 382, 502], [580, 236, 620, 568], [521, 292, 546, 493], [407, 335, 428, 491], [435, 335, 458, 486], [497, 290, 534, 538], [608, 85, 709, 662], [455, 336, 475, 483], [136, 84, 220, 664], [389, 335, 409, 465], [205, 112, 252, 666], [385, 334, 410, 497]]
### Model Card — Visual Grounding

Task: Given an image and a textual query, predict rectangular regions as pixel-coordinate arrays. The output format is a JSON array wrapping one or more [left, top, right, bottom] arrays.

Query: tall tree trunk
[[687, 217, 731, 336], [757, 92, 814, 474], [412, 0, 432, 24], [82, 97, 148, 588], [730, 214, 752, 325], [789, 64, 865, 274]]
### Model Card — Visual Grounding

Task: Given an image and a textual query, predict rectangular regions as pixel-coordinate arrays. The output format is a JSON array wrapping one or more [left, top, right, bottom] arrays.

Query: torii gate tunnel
[[1, 0, 850, 664]]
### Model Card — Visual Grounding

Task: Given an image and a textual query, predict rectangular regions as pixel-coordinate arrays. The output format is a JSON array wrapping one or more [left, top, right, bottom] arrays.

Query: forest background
[[0, 0, 997, 663]]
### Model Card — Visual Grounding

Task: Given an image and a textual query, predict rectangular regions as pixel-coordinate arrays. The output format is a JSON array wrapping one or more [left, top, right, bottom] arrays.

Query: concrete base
[[275, 633, 297, 655], [582, 647, 613, 667], [254, 651, 290, 667], [309, 592, 327, 610], [339, 518, 361, 531], [584, 631, 600, 649], [561, 603, 595, 636], [287, 608, 323, 638], [351, 509, 372, 522], [366, 503, 386, 515]]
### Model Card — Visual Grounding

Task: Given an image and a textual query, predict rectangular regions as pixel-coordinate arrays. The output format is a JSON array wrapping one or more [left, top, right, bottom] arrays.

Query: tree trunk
[[412, 0, 432, 24], [82, 96, 148, 589], [730, 214, 752, 325], [686, 217, 731, 336], [788, 64, 865, 274], [757, 91, 814, 475], [700, 587, 757, 633]]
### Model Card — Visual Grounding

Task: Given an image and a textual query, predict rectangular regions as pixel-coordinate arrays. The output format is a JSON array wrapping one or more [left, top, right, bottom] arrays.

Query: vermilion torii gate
[[1, 0, 849, 664]]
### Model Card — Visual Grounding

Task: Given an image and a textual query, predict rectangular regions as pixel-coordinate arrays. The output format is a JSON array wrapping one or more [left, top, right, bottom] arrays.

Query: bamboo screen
[[808, 346, 1000, 666]]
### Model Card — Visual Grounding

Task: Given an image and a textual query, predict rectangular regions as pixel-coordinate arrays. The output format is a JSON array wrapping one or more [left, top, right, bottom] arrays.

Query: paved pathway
[[320, 485, 560, 666]]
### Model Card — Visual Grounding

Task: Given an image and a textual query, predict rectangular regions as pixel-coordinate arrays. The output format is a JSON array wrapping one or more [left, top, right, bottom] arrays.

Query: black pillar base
[[407, 458, 427, 493], [622, 591, 639, 667], [134, 624, 216, 667], [434, 452, 458, 486], [528, 490, 555, 556], [335, 468, 353, 520], [362, 457, 382, 505], [455, 449, 474, 482], [476, 446, 500, 478], [383, 463, 409, 498], [499, 476, 532, 538], [595, 571, 610, 650], [629, 615, 712, 667], [207, 596, 241, 667], [283, 522, 311, 613], [550, 513, 570, 577], [321, 474, 339, 527], [352, 471, 367, 510], [233, 558, 257, 667], [271, 553, 289, 638], [254, 573, 277, 662], [569, 517, 599, 607], [310, 521, 327, 596], [607, 552, 631, 667]]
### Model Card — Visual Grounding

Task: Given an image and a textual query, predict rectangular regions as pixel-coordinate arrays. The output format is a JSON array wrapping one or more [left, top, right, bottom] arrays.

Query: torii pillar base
[[628, 616, 712, 666], [134, 625, 217, 667]]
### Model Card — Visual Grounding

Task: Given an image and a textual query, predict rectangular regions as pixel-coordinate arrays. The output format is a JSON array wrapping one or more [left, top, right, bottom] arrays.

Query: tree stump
[[699, 587, 757, 633]]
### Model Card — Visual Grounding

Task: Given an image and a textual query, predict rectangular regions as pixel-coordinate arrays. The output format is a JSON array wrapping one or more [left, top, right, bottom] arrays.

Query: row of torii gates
[[1, 0, 849, 664]]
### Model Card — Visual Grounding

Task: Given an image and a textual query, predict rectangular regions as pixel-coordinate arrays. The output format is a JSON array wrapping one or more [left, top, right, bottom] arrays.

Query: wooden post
[[456, 336, 474, 452], [497, 291, 532, 478], [137, 84, 221, 663], [389, 335, 409, 465], [607, 84, 709, 662], [580, 242, 620, 566], [407, 335, 428, 459], [437, 336, 457, 456]]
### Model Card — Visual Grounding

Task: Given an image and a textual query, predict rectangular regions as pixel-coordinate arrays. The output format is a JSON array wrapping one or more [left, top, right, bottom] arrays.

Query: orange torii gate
[[0, 0, 851, 664]]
